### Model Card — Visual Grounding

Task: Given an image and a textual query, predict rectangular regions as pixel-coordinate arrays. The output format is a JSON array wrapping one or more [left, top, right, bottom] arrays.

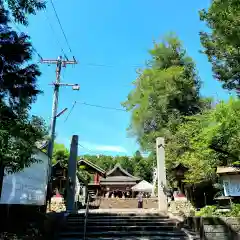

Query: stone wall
[[184, 217, 240, 240], [99, 198, 158, 209]]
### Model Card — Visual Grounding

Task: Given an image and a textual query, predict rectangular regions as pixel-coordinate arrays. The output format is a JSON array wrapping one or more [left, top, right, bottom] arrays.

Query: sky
[[15, 0, 230, 156]]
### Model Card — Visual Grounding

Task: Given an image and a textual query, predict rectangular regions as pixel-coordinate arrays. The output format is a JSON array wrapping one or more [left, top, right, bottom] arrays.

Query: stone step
[[59, 236, 188, 240], [68, 215, 169, 218], [63, 225, 178, 232], [59, 230, 187, 238], [66, 220, 177, 227], [66, 219, 172, 224], [67, 216, 170, 221], [69, 213, 167, 217]]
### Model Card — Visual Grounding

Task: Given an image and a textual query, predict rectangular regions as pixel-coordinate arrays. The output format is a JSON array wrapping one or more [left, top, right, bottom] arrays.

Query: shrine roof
[[100, 163, 140, 184], [79, 159, 106, 177], [106, 163, 136, 177]]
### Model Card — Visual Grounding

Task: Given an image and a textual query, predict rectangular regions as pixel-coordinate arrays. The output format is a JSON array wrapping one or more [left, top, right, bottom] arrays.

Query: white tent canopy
[[131, 180, 153, 192]]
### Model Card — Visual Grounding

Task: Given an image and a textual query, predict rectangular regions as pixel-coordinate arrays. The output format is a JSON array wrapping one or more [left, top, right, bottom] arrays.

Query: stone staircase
[[58, 213, 194, 240]]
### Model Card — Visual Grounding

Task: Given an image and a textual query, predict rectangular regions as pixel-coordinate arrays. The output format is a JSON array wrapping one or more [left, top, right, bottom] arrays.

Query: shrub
[[195, 205, 219, 217], [196, 204, 240, 217]]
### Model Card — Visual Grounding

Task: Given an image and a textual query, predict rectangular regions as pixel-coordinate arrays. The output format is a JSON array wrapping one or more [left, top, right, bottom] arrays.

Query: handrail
[[83, 192, 90, 240]]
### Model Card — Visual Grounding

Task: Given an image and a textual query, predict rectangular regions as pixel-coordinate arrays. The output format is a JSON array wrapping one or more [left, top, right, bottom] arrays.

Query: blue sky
[[15, 0, 230, 156]]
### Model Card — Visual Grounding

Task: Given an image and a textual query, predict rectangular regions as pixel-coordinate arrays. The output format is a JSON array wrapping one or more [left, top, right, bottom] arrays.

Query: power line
[[76, 101, 126, 112], [78, 144, 97, 154], [80, 62, 143, 69], [44, 9, 68, 60], [64, 101, 77, 122], [50, 0, 74, 57]]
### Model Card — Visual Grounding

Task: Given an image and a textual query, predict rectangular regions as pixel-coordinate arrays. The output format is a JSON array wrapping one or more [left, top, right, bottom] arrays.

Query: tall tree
[[199, 0, 240, 94], [0, 5, 46, 194], [52, 143, 70, 165], [122, 35, 209, 151], [132, 151, 153, 182], [4, 0, 45, 25], [166, 97, 240, 184]]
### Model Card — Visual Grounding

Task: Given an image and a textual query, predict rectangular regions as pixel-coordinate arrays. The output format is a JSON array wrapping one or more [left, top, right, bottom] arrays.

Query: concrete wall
[[184, 217, 240, 240], [99, 198, 158, 209]]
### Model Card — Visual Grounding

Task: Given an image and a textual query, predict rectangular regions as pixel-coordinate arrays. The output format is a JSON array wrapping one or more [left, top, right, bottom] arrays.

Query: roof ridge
[[106, 163, 136, 178]]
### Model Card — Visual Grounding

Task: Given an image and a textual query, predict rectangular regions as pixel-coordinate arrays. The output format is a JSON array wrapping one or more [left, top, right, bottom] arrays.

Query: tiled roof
[[101, 176, 139, 182]]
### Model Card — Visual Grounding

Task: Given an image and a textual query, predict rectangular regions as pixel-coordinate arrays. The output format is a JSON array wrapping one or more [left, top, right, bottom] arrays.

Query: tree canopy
[[199, 0, 240, 94], [52, 142, 153, 183], [122, 35, 209, 151], [4, 0, 45, 25], [0, 6, 47, 174], [166, 97, 240, 184], [121, 34, 240, 188]]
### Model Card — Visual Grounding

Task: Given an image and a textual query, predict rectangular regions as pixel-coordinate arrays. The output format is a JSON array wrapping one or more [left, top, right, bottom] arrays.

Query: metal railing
[[83, 192, 90, 240]]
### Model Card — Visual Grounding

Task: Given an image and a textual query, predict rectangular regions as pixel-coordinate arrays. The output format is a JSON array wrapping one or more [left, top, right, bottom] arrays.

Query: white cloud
[[55, 137, 128, 154], [80, 141, 127, 153]]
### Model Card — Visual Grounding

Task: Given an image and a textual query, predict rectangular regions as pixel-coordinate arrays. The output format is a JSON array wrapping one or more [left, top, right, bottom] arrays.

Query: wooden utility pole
[[66, 135, 78, 212], [41, 56, 79, 166], [156, 137, 168, 212]]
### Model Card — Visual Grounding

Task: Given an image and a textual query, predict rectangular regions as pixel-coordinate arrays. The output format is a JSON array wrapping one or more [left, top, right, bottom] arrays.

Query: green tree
[[166, 97, 240, 184], [204, 97, 240, 165], [132, 151, 153, 182], [115, 155, 134, 175], [83, 155, 116, 172], [0, 6, 46, 194], [122, 35, 209, 151], [52, 143, 70, 165], [166, 113, 218, 184], [199, 0, 240, 94], [5, 0, 45, 25]]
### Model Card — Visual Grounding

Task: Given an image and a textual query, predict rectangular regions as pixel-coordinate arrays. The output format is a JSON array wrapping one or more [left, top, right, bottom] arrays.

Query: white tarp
[[0, 150, 50, 205], [132, 180, 153, 192]]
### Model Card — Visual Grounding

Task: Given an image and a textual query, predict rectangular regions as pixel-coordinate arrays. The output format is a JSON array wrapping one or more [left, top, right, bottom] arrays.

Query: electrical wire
[[78, 144, 97, 154], [64, 101, 76, 122], [64, 101, 126, 123], [80, 62, 143, 69], [76, 101, 126, 112], [44, 9, 68, 60], [50, 0, 74, 56]]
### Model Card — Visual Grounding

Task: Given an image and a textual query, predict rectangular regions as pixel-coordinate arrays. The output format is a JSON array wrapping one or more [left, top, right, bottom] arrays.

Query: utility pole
[[41, 56, 79, 168]]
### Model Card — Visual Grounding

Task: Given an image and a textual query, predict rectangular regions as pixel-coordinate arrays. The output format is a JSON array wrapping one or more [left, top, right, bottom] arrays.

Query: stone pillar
[[66, 135, 78, 212], [156, 137, 168, 212]]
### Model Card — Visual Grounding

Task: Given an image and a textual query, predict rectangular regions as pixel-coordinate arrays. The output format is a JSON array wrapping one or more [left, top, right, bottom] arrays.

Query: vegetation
[[199, 0, 240, 94], [0, 4, 47, 194], [121, 30, 240, 208], [167, 97, 240, 184], [4, 0, 46, 25], [52, 143, 153, 183], [196, 204, 240, 217], [0, 0, 239, 217], [52, 143, 70, 165], [122, 35, 209, 151]]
